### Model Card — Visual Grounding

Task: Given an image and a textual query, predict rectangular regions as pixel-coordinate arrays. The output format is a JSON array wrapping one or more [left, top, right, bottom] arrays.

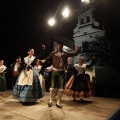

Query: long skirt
[[38, 74, 46, 94], [12, 68, 43, 103], [64, 74, 95, 98], [0, 73, 7, 91]]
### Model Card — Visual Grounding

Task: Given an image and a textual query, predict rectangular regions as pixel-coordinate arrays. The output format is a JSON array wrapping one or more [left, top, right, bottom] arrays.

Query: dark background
[[0, 0, 120, 66]]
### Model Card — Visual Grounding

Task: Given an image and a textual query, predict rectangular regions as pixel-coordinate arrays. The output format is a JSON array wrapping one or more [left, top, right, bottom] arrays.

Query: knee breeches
[[50, 70, 65, 89]]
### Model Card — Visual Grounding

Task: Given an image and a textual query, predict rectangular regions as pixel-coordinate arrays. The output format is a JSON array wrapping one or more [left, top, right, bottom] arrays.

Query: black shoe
[[73, 99, 77, 102], [48, 102, 52, 107], [80, 98, 84, 102], [56, 104, 62, 108]]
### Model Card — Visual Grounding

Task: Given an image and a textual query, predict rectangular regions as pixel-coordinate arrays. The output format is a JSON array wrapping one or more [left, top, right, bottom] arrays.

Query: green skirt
[[0, 73, 7, 91]]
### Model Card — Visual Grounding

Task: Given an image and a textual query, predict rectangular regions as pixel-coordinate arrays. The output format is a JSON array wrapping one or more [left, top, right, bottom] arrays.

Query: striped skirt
[[12, 68, 43, 103]]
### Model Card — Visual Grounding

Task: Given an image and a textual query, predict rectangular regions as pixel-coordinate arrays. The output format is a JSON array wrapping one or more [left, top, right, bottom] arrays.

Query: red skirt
[[64, 74, 95, 98]]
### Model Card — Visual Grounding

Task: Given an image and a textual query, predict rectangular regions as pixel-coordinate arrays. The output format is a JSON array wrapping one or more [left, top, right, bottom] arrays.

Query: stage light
[[48, 18, 56, 26], [81, 0, 90, 3], [62, 7, 70, 18]]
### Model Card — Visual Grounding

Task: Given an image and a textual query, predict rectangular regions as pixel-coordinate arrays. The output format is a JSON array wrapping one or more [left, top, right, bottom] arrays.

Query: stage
[[0, 91, 120, 120]]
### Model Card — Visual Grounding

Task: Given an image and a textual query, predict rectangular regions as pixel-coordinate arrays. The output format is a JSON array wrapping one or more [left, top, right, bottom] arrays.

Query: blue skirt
[[12, 69, 43, 103]]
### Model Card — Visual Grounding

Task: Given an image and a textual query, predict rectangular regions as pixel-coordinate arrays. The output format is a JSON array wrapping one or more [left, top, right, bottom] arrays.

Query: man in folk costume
[[40, 41, 81, 108], [5, 56, 22, 88]]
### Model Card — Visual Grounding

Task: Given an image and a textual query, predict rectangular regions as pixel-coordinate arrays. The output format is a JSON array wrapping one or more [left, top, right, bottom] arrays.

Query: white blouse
[[74, 63, 86, 74], [24, 56, 35, 66], [0, 65, 7, 73]]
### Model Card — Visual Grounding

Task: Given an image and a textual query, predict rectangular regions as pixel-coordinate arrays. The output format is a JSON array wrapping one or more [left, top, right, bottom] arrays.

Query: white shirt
[[14, 63, 20, 71]]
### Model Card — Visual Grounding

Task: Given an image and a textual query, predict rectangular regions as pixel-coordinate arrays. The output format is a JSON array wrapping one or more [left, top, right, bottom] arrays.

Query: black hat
[[57, 41, 63, 46]]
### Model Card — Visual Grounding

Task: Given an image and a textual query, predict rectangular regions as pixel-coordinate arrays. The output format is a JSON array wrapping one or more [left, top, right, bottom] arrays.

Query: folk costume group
[[1, 41, 95, 108]]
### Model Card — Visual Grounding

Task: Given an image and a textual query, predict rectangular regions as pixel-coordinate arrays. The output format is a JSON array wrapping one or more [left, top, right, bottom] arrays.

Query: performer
[[65, 57, 73, 83], [40, 41, 81, 108], [34, 59, 46, 96], [12, 48, 45, 103], [5, 56, 22, 89], [64, 57, 95, 102], [0, 60, 7, 91]]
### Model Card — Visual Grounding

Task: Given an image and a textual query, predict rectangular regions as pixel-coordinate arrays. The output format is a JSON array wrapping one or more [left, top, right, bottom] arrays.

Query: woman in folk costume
[[64, 57, 95, 102], [34, 59, 46, 96], [0, 60, 7, 91], [12, 48, 43, 103]]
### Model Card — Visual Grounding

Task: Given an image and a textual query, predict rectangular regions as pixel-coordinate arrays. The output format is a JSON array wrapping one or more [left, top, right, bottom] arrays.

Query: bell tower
[[73, 7, 105, 63]]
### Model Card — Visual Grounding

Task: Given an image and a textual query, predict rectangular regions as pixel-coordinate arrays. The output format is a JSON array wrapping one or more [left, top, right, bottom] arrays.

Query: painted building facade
[[73, 7, 105, 63]]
